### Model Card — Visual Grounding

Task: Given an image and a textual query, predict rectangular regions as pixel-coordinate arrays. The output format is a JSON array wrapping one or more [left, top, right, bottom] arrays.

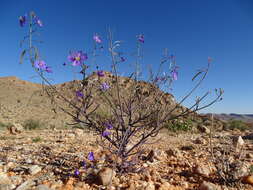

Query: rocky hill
[[0, 74, 225, 131], [211, 113, 253, 123]]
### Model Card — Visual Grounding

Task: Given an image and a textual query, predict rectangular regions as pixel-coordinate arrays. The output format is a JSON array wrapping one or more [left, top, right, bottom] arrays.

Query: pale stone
[[28, 165, 42, 175], [97, 167, 115, 186], [199, 181, 220, 190]]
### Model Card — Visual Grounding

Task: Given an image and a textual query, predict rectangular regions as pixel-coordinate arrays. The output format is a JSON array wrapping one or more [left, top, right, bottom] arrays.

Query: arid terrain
[[0, 76, 253, 190]]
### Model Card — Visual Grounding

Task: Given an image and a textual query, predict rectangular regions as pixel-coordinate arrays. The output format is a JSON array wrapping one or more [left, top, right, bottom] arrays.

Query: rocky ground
[[0, 128, 252, 190]]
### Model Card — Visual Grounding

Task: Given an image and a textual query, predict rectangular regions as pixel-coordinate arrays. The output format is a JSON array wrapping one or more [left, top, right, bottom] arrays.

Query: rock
[[194, 137, 206, 144], [97, 167, 115, 186], [25, 159, 33, 164], [246, 153, 253, 159], [232, 162, 249, 180], [199, 181, 220, 190], [144, 182, 155, 190], [28, 165, 41, 175], [8, 123, 24, 134], [35, 184, 52, 190], [9, 176, 22, 185], [197, 125, 210, 134], [232, 136, 244, 152], [16, 180, 35, 190], [194, 165, 211, 177], [74, 129, 83, 136], [0, 172, 11, 184], [165, 148, 182, 157], [145, 149, 164, 162], [0, 184, 16, 190], [158, 182, 171, 190], [242, 175, 253, 186]]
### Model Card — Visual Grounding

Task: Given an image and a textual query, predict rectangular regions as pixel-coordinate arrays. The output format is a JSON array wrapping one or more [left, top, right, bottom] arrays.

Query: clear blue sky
[[1, 0, 253, 114]]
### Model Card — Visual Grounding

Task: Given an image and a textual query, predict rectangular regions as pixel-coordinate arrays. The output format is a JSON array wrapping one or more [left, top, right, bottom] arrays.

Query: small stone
[[16, 180, 35, 190], [35, 185, 52, 190], [198, 125, 210, 134], [199, 181, 220, 190], [8, 123, 24, 135], [144, 182, 155, 190], [25, 159, 33, 164], [158, 182, 171, 190], [28, 165, 41, 175], [97, 167, 115, 186], [67, 133, 75, 138], [74, 129, 83, 136], [194, 165, 211, 177], [246, 153, 253, 159], [0, 172, 11, 184], [165, 148, 182, 157], [194, 137, 206, 144], [243, 175, 253, 186], [9, 176, 22, 185], [0, 184, 15, 190]]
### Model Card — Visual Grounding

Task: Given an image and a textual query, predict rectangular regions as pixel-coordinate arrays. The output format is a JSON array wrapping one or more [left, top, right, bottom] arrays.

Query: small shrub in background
[[0, 121, 7, 129], [227, 120, 248, 131], [165, 119, 193, 132], [32, 136, 42, 142], [23, 119, 44, 130]]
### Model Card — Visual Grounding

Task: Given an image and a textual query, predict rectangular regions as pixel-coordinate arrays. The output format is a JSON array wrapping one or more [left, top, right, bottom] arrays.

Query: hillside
[[0, 74, 224, 130]]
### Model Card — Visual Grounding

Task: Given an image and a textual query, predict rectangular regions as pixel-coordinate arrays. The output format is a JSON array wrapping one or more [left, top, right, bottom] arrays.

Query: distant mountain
[[208, 113, 253, 123]]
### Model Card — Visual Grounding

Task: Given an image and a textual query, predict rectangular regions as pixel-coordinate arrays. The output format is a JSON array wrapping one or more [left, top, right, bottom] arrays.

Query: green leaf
[[192, 71, 202, 81], [19, 49, 26, 64]]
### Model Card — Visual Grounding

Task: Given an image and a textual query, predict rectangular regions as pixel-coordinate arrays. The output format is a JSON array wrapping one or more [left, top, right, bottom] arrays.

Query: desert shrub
[[18, 11, 223, 173], [165, 119, 193, 132], [0, 121, 7, 129], [32, 136, 42, 142], [227, 120, 248, 131], [23, 119, 44, 130], [250, 165, 253, 174]]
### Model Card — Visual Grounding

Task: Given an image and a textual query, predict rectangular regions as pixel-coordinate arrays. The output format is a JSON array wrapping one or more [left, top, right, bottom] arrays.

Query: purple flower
[[102, 130, 111, 137], [100, 82, 110, 91], [171, 66, 179, 80], [45, 66, 52, 73], [97, 70, 105, 77], [104, 122, 113, 130], [76, 90, 84, 98], [35, 17, 43, 27], [68, 51, 88, 66], [34, 60, 47, 70], [19, 15, 26, 27], [74, 169, 80, 176], [88, 152, 94, 161], [120, 57, 126, 62], [93, 34, 102, 43], [82, 161, 86, 168], [138, 34, 144, 43]]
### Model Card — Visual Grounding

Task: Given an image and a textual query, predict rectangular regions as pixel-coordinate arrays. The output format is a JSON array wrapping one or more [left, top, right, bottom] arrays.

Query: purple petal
[[88, 152, 95, 161], [19, 15, 26, 27], [104, 122, 113, 130], [45, 66, 52, 73], [74, 169, 80, 176], [100, 82, 110, 91], [93, 34, 102, 43], [76, 90, 84, 98], [97, 70, 105, 77], [102, 131, 111, 137], [138, 34, 144, 43]]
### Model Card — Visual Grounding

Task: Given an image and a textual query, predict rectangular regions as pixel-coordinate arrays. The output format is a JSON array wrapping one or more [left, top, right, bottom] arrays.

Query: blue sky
[[1, 0, 253, 114]]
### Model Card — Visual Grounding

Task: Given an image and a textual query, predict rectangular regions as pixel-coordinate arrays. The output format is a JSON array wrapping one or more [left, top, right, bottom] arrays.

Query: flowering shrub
[[19, 11, 223, 173]]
